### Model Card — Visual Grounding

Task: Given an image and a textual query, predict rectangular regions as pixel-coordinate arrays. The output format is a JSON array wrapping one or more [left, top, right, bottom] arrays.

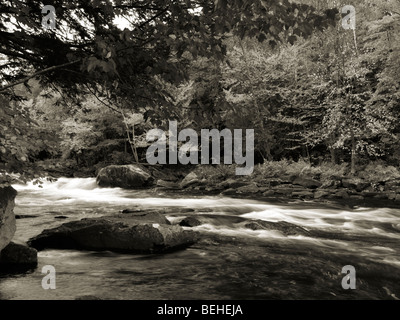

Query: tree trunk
[[132, 126, 139, 164], [350, 130, 356, 175], [330, 148, 336, 165]]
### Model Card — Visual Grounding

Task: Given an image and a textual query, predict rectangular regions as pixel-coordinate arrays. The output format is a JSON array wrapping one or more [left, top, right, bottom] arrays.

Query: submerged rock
[[96, 164, 154, 189], [28, 212, 198, 254], [179, 216, 202, 227], [242, 220, 311, 236]]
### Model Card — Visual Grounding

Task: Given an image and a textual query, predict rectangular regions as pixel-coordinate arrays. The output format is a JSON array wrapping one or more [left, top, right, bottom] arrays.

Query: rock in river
[[242, 220, 311, 236], [28, 212, 198, 254], [0, 241, 38, 271], [0, 186, 17, 252], [96, 164, 154, 189], [179, 216, 202, 227]]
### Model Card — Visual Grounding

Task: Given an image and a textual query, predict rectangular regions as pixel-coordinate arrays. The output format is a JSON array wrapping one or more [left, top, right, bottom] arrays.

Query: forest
[[1, 0, 400, 186]]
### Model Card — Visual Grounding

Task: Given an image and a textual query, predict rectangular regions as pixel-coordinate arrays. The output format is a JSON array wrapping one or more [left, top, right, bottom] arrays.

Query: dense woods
[[1, 0, 400, 183]]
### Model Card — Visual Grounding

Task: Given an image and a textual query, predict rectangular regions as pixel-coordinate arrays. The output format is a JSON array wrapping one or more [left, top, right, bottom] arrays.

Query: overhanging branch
[[0, 59, 81, 93]]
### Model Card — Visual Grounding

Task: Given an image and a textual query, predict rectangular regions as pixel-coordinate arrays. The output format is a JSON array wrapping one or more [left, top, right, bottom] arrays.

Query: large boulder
[[0, 187, 17, 252], [96, 165, 154, 189], [28, 212, 198, 254], [0, 241, 37, 270]]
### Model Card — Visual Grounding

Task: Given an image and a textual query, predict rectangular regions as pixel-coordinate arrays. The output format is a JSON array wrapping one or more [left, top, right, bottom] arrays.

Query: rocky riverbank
[[89, 164, 400, 209], [152, 172, 400, 211]]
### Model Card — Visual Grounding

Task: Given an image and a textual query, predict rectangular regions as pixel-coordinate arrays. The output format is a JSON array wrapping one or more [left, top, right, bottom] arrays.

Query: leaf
[[87, 57, 99, 73], [288, 35, 297, 45], [215, 0, 227, 11], [257, 33, 266, 42]]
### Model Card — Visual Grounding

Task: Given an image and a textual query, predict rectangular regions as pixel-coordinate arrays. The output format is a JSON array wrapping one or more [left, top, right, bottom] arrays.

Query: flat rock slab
[[28, 213, 198, 254], [113, 211, 171, 225]]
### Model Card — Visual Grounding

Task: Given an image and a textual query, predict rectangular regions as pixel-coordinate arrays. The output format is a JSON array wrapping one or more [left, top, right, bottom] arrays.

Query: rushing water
[[0, 178, 399, 300]]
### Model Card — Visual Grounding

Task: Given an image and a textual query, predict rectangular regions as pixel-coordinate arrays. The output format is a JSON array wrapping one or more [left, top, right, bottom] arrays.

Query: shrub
[[254, 159, 350, 182], [357, 161, 400, 182], [254, 159, 292, 178], [109, 151, 134, 165], [255, 159, 319, 178], [193, 164, 237, 183], [318, 162, 349, 182]]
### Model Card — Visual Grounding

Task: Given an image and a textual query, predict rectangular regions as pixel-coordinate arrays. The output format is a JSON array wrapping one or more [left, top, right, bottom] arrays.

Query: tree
[[0, 91, 60, 185], [0, 0, 337, 100]]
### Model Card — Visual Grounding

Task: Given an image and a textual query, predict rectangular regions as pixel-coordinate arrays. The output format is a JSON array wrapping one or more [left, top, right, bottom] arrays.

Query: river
[[0, 177, 399, 300]]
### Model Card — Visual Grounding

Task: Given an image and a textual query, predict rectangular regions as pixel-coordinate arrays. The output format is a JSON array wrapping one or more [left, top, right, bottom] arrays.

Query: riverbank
[[174, 177, 400, 210], [153, 161, 400, 210]]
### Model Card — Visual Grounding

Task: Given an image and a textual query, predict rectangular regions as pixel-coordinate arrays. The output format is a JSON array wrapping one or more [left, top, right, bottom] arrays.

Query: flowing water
[[0, 178, 399, 300]]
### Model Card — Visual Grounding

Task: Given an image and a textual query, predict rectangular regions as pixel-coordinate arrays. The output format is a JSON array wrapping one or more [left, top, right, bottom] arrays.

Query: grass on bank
[[192, 160, 400, 185]]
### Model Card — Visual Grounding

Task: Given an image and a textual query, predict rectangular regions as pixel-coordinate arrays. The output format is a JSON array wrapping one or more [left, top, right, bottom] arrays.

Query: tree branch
[[0, 47, 42, 64], [84, 84, 121, 114], [138, 8, 169, 30], [0, 59, 81, 93]]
